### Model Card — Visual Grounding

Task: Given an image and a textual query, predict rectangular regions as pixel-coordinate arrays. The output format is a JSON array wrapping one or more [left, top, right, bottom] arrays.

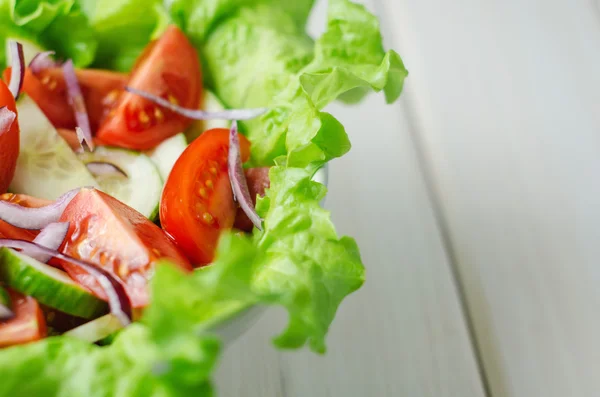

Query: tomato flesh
[[161, 128, 250, 265], [59, 188, 192, 307], [96, 25, 202, 150], [0, 79, 19, 194], [233, 167, 271, 232], [3, 67, 128, 131], [0, 290, 46, 348]]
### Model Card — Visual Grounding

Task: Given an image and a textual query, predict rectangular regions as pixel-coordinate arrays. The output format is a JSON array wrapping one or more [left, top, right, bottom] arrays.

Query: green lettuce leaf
[[0, 324, 218, 397], [0, 0, 97, 67], [253, 166, 365, 352], [144, 234, 260, 345], [167, 0, 315, 45], [202, 0, 407, 167], [77, 0, 170, 71]]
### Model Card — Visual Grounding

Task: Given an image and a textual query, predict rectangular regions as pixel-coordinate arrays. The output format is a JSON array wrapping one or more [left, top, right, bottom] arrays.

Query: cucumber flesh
[[147, 133, 187, 181], [0, 248, 108, 319], [10, 95, 99, 200], [79, 147, 163, 219], [6, 37, 45, 65], [185, 89, 230, 141], [65, 314, 123, 343]]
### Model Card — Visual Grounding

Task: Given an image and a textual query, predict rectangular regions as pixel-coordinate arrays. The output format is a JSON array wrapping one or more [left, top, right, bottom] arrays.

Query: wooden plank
[[381, 0, 600, 395]]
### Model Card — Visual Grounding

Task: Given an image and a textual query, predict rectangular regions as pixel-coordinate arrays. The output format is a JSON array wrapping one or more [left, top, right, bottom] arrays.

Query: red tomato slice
[[233, 167, 271, 232], [0, 290, 47, 348], [96, 25, 202, 150], [0, 193, 51, 241], [160, 128, 250, 265], [59, 188, 192, 307], [0, 79, 19, 194], [3, 67, 128, 131]]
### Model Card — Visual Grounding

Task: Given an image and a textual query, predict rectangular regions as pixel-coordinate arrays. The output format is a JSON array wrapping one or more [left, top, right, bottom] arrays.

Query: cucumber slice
[[10, 95, 99, 200], [6, 37, 45, 64], [0, 248, 108, 319], [147, 133, 187, 181], [79, 147, 163, 219], [65, 314, 124, 343], [186, 89, 230, 141]]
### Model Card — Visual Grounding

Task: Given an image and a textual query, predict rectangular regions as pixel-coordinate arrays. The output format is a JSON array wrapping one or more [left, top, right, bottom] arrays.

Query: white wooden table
[[217, 0, 600, 395]]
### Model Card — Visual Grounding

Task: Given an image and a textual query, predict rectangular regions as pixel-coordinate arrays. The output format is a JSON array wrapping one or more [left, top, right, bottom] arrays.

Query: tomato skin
[[96, 25, 202, 150], [234, 167, 271, 232], [0, 79, 19, 194], [0, 290, 47, 348], [0, 193, 51, 241], [3, 67, 128, 131], [161, 128, 250, 265], [59, 188, 192, 307]]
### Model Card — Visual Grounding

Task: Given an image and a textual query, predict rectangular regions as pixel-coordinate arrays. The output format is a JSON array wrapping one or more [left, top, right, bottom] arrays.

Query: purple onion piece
[[228, 121, 263, 230], [29, 51, 58, 74], [0, 188, 80, 230], [125, 86, 267, 121], [0, 240, 132, 326], [63, 61, 94, 151], [0, 304, 13, 321], [8, 41, 24, 100], [0, 107, 16, 137], [31, 222, 70, 263], [86, 162, 127, 178]]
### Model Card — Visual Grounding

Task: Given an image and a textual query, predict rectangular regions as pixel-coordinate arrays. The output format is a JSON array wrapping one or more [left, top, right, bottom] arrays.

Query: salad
[[0, 0, 407, 395]]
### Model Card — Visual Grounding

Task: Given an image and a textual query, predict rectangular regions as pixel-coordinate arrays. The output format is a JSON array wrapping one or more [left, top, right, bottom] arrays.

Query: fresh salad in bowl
[[0, 0, 406, 395]]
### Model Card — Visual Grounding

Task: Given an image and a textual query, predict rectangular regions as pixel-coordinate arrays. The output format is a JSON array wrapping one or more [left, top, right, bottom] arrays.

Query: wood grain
[[382, 0, 600, 395]]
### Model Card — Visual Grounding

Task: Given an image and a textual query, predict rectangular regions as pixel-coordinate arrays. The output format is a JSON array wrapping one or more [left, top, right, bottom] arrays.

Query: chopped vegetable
[[125, 87, 267, 122], [28, 51, 58, 74], [7, 41, 24, 100], [0, 290, 46, 348], [227, 121, 262, 230], [0, 240, 130, 325], [63, 61, 94, 151], [0, 189, 78, 230], [31, 222, 69, 263]]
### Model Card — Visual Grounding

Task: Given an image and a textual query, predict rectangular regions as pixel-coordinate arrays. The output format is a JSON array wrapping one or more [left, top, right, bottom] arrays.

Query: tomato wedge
[[161, 128, 250, 265], [0, 290, 47, 348], [59, 188, 192, 307], [0, 79, 19, 194], [3, 67, 128, 131], [96, 25, 202, 150], [0, 193, 51, 241], [234, 167, 271, 232]]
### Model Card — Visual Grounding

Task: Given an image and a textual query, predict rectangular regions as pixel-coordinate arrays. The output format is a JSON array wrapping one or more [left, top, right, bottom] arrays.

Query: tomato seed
[[202, 212, 214, 225]]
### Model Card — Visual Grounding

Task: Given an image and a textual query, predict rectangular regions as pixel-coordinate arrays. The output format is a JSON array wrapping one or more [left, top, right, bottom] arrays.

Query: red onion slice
[[0, 304, 13, 321], [31, 222, 70, 263], [0, 188, 79, 230], [29, 51, 58, 74], [63, 61, 94, 151], [7, 41, 24, 100], [0, 107, 16, 137], [125, 87, 267, 121], [228, 121, 263, 230], [86, 162, 127, 178], [0, 240, 132, 326]]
